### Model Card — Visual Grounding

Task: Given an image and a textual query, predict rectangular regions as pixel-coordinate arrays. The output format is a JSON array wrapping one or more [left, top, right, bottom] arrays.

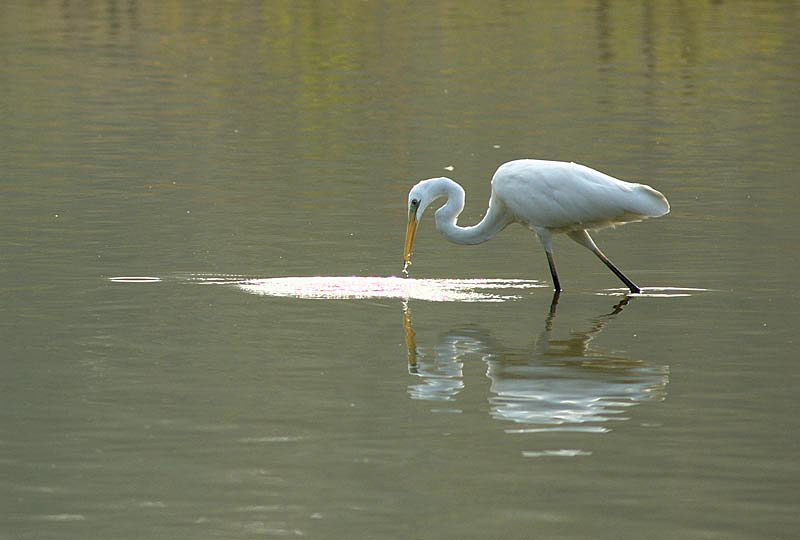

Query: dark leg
[[567, 230, 641, 294], [545, 250, 562, 292], [594, 251, 641, 294]]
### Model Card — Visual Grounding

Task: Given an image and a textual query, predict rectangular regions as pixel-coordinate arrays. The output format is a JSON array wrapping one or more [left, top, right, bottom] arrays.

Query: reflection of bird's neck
[[432, 179, 511, 246], [402, 302, 418, 368]]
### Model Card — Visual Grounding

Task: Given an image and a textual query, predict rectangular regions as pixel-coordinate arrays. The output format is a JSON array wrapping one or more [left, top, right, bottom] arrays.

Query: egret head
[[403, 178, 449, 267]]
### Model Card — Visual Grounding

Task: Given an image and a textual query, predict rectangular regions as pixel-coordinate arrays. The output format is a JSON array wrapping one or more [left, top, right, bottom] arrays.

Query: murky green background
[[2, 2, 799, 539]]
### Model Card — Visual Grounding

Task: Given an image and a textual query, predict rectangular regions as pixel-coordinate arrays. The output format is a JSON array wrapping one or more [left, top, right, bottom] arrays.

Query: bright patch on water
[[234, 276, 543, 302], [109, 275, 707, 300], [108, 274, 544, 302]]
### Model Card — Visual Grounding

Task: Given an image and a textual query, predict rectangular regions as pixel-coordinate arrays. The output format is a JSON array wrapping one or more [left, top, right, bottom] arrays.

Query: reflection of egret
[[402, 303, 464, 402], [402, 298, 668, 430], [403, 159, 669, 293]]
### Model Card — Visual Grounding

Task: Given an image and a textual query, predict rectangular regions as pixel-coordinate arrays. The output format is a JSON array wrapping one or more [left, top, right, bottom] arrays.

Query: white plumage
[[403, 159, 669, 293]]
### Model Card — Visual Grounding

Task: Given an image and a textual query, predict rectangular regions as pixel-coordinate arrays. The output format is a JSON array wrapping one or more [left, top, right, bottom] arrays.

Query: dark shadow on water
[[402, 294, 669, 432]]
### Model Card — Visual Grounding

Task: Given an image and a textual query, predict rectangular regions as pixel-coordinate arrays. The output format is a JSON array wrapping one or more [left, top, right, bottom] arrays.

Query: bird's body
[[491, 160, 668, 232], [403, 159, 670, 293]]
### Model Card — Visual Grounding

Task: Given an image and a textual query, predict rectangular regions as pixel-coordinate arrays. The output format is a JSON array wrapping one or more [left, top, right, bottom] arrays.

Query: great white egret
[[403, 159, 670, 293]]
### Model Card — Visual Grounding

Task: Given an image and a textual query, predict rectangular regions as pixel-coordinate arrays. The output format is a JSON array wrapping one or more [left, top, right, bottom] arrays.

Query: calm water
[[2, 2, 799, 539]]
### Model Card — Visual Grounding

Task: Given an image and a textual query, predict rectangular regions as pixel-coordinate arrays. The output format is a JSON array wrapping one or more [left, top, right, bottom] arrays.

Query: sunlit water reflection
[[236, 276, 545, 302], [110, 274, 547, 302], [110, 275, 707, 300]]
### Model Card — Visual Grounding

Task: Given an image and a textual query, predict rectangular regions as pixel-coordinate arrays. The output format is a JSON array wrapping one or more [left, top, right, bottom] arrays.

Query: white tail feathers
[[635, 185, 670, 218]]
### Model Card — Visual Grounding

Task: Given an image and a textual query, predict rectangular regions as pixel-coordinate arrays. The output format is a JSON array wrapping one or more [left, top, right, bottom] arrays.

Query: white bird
[[403, 159, 670, 293]]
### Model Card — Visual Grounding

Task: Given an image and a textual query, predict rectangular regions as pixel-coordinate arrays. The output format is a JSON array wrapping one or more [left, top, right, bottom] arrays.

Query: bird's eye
[[411, 198, 419, 207]]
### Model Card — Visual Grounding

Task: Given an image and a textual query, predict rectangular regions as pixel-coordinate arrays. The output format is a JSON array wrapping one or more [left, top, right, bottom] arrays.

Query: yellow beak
[[403, 211, 418, 266]]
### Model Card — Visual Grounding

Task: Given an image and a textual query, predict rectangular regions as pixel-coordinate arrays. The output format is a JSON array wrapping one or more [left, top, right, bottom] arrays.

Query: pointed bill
[[403, 210, 418, 266]]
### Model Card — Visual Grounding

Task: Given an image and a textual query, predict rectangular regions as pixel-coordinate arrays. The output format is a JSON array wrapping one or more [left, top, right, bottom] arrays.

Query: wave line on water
[[521, 449, 593, 458], [109, 276, 162, 283], [598, 286, 711, 298]]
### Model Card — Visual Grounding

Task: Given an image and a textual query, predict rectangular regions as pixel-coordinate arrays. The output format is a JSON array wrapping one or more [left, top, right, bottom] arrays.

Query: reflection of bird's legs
[[581, 296, 634, 338], [568, 230, 641, 294], [607, 296, 631, 316], [545, 290, 560, 331], [540, 292, 632, 346]]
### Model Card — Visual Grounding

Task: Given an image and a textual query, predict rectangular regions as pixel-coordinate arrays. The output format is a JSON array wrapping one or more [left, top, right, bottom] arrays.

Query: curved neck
[[433, 180, 510, 245]]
